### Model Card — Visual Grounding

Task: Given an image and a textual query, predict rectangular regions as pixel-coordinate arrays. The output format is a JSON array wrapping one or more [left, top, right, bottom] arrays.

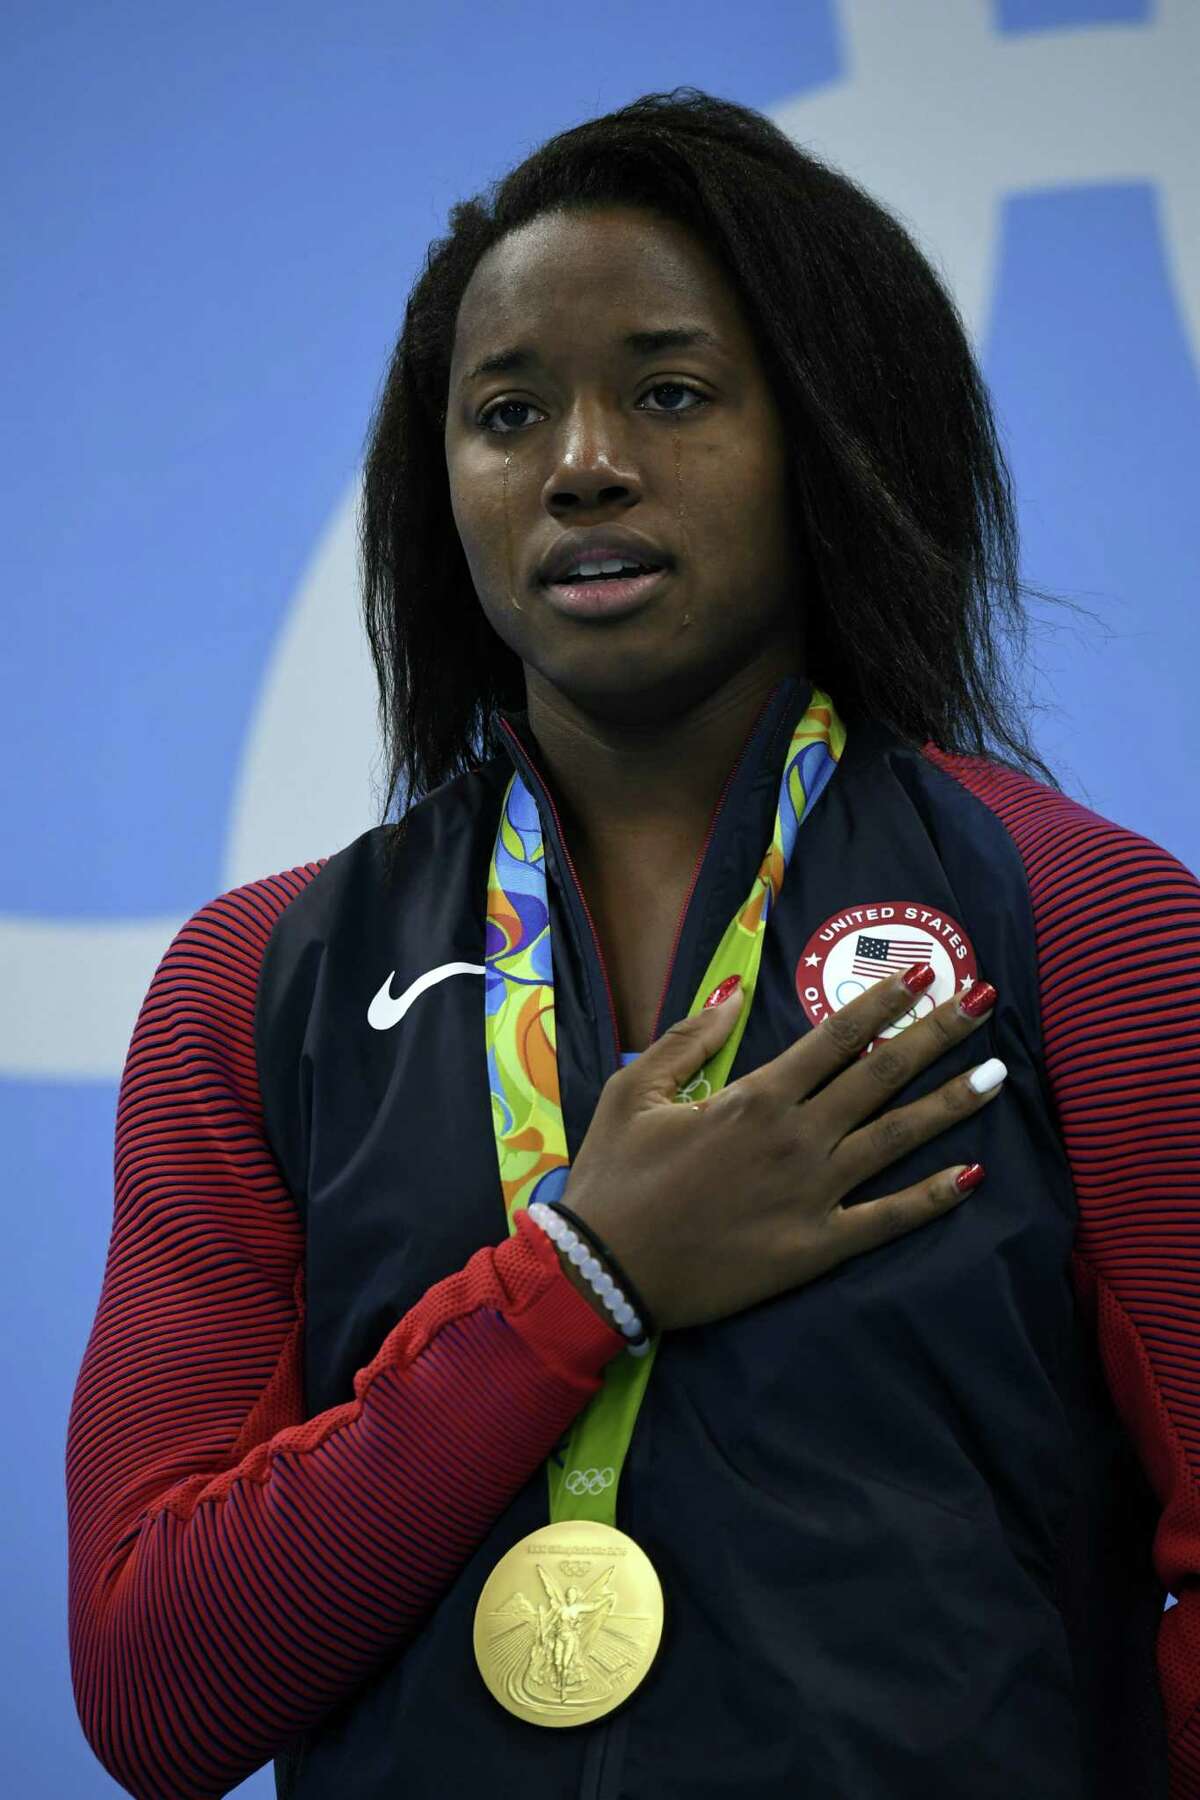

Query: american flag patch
[[850, 934, 929, 982]]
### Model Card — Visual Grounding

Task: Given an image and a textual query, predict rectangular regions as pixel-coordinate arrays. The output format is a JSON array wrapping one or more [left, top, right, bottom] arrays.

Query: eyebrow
[[462, 327, 722, 387]]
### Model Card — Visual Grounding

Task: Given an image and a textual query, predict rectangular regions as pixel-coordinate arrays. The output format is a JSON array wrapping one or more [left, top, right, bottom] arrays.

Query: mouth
[[541, 564, 671, 619]]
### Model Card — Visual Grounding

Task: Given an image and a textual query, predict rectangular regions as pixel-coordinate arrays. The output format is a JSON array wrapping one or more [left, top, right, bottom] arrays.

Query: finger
[[811, 981, 996, 1140], [629, 984, 745, 1104], [737, 963, 936, 1109], [830, 1160, 987, 1261], [830, 1057, 1007, 1191]]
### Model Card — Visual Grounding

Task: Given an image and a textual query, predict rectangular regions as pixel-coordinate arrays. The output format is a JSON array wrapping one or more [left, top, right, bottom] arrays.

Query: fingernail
[[901, 962, 936, 995], [955, 1163, 986, 1193], [967, 1057, 1007, 1094], [959, 980, 997, 1019], [704, 974, 742, 1009]]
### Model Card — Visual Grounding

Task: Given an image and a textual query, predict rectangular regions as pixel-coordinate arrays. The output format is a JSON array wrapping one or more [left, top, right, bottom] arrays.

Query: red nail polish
[[959, 980, 997, 1019], [901, 962, 936, 995], [704, 974, 742, 1009], [955, 1163, 986, 1194]]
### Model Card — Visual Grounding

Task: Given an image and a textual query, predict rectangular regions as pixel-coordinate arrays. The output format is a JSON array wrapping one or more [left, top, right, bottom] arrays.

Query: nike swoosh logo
[[367, 961, 486, 1031]]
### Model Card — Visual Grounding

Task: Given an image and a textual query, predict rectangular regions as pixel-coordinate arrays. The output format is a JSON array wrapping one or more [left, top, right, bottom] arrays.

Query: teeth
[[562, 558, 649, 580]]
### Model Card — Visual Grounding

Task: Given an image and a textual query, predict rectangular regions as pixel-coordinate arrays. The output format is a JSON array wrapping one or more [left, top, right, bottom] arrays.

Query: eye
[[476, 382, 709, 435], [638, 382, 707, 415], [477, 398, 544, 434]]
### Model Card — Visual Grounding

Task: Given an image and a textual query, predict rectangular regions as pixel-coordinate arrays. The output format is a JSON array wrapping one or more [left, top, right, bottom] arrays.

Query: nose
[[540, 397, 642, 514]]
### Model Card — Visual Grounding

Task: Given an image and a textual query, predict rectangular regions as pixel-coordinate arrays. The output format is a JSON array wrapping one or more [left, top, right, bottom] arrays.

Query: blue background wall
[[4, 0, 1196, 1792]]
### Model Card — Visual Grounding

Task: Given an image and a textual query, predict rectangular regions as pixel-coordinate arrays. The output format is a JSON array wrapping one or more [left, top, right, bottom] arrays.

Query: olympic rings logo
[[564, 1466, 615, 1496]]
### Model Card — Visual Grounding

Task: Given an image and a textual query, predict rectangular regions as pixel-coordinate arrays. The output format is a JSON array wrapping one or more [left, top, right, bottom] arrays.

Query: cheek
[[737, 450, 794, 559], [447, 464, 481, 556], [451, 489, 530, 646], [448, 451, 519, 582], [450, 498, 501, 594], [692, 457, 788, 573]]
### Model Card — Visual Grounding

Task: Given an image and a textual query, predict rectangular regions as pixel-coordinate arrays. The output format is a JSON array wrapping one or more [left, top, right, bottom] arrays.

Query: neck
[[521, 651, 805, 872]]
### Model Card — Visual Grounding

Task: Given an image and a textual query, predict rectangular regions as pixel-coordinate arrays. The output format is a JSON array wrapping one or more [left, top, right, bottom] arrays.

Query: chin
[[532, 642, 731, 727]]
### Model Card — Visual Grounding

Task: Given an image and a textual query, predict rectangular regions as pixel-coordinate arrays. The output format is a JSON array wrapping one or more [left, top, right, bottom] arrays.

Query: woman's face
[[444, 204, 805, 723]]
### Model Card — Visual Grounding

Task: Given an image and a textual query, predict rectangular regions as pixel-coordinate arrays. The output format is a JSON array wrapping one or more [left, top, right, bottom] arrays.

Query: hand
[[559, 968, 1004, 1331]]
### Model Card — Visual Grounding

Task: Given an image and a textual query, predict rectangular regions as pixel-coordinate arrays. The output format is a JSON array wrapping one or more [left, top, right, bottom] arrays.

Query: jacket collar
[[493, 673, 817, 1049]]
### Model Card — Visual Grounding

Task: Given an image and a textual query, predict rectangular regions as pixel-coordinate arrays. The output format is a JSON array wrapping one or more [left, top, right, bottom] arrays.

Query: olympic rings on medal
[[564, 1466, 616, 1496]]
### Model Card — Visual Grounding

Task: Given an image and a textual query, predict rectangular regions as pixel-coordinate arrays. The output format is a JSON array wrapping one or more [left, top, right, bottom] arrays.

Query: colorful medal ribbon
[[484, 685, 846, 1528]]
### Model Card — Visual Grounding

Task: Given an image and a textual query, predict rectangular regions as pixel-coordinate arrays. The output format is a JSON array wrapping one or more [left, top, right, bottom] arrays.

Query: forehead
[[449, 206, 749, 371]]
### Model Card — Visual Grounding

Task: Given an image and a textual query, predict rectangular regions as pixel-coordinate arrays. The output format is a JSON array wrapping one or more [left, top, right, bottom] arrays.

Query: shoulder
[[171, 859, 331, 954], [918, 741, 1199, 926], [149, 858, 333, 1024], [124, 861, 332, 1131], [920, 743, 1200, 1117]]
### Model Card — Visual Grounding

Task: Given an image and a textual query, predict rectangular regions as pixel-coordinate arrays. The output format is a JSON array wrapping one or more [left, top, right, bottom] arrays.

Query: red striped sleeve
[[66, 868, 622, 1800], [922, 745, 1200, 1791]]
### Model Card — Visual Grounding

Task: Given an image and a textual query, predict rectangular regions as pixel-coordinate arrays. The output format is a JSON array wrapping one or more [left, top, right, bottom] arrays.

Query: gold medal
[[473, 1520, 664, 1727]]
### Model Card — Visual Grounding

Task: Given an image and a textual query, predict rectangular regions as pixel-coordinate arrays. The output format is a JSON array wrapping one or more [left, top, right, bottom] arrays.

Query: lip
[[543, 566, 670, 619], [537, 528, 671, 586]]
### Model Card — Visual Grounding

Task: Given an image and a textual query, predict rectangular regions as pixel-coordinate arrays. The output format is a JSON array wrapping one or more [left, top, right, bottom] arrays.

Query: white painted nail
[[968, 1057, 1008, 1095]]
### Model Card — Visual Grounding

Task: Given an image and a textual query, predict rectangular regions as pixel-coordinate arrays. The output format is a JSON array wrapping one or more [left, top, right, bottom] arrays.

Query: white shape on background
[[2, 485, 383, 1081], [1, 913, 189, 1083], [223, 479, 386, 888], [3, 0, 1197, 1081], [773, 0, 1199, 362]]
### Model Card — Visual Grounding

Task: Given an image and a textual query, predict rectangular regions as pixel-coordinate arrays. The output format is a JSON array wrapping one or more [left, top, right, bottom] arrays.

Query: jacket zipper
[[501, 690, 785, 1800]]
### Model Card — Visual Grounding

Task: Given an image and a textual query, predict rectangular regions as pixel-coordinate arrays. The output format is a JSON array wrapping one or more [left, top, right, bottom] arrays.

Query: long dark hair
[[360, 87, 1082, 859]]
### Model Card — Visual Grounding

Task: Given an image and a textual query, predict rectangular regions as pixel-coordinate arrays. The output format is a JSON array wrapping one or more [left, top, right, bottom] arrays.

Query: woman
[[66, 90, 1199, 1800]]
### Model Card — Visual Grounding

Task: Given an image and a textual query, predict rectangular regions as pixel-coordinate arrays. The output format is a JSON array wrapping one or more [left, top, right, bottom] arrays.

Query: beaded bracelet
[[548, 1200, 659, 1342], [526, 1201, 654, 1356]]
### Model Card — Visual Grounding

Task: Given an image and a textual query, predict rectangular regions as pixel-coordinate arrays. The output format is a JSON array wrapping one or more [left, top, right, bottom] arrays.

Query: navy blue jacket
[[257, 676, 1167, 1798], [69, 674, 1199, 1800]]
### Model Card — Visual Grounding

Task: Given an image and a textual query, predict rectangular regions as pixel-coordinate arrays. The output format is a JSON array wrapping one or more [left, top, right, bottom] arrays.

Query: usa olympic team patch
[[794, 900, 980, 1051]]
